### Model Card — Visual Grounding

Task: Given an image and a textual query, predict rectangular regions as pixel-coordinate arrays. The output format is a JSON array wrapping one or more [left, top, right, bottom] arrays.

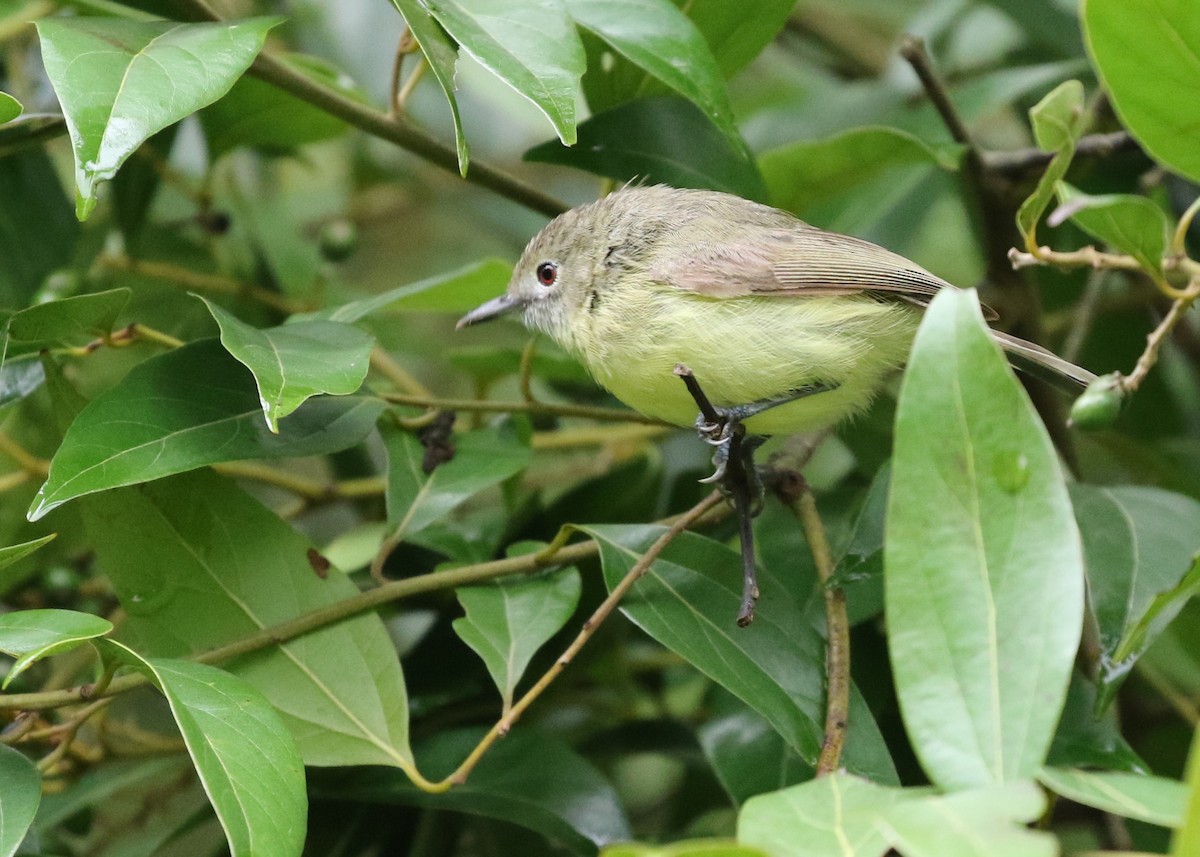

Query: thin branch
[[1121, 278, 1200, 394], [898, 35, 975, 149], [370, 348, 433, 399], [982, 131, 1137, 177], [0, 432, 49, 476], [774, 470, 849, 776], [99, 254, 306, 314], [442, 490, 723, 787], [382, 392, 669, 425]]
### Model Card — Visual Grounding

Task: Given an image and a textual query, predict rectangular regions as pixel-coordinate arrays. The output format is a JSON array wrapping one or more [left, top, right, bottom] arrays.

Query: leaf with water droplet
[[36, 17, 279, 219]]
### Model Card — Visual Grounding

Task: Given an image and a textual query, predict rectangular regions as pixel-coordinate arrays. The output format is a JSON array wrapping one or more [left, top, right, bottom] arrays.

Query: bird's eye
[[536, 261, 558, 287]]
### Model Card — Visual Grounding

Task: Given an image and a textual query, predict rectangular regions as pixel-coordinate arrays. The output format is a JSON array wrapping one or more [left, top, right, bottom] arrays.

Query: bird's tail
[[991, 330, 1096, 393]]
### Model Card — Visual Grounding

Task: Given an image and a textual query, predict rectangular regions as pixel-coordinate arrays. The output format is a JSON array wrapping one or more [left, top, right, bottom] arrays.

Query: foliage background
[[1, 0, 1199, 855]]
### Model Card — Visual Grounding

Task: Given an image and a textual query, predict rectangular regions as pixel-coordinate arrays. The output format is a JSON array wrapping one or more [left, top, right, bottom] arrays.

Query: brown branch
[[982, 131, 1138, 177]]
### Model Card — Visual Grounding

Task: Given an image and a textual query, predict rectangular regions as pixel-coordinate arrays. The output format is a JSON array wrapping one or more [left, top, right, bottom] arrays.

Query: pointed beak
[[456, 294, 523, 329]]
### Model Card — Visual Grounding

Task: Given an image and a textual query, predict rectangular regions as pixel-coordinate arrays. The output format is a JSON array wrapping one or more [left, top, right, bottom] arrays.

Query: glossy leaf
[[454, 566, 581, 710], [200, 298, 374, 432], [382, 421, 531, 538], [0, 607, 110, 688], [425, 0, 584, 145], [314, 258, 512, 322], [682, 0, 796, 78], [762, 127, 963, 219], [83, 469, 415, 769], [0, 744, 40, 857], [582, 524, 897, 783], [36, 17, 279, 219], [98, 641, 306, 857], [3, 288, 130, 356], [0, 533, 55, 572], [1015, 80, 1084, 243], [312, 727, 632, 852], [200, 53, 354, 157], [526, 96, 766, 201], [1084, 0, 1200, 183], [565, 0, 736, 142], [0, 359, 46, 410], [390, 0, 469, 173], [31, 339, 385, 520], [1047, 671, 1146, 773], [886, 288, 1084, 790], [1038, 767, 1186, 828], [0, 91, 20, 124], [1070, 484, 1200, 711], [1052, 184, 1169, 278], [738, 775, 1052, 857], [697, 691, 812, 806]]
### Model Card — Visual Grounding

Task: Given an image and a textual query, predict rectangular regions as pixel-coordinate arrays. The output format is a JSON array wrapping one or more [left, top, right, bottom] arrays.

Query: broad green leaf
[[582, 525, 897, 784], [886, 288, 1084, 790], [0, 149, 79, 308], [1015, 80, 1084, 243], [30, 338, 385, 520], [525, 96, 766, 201], [1084, 0, 1200, 183], [738, 775, 1052, 857], [97, 641, 306, 857], [312, 258, 512, 322], [681, 0, 796, 78], [0, 91, 20, 124], [697, 691, 812, 806], [382, 421, 531, 538], [200, 53, 355, 157], [453, 565, 581, 710], [311, 727, 632, 852], [83, 469, 415, 769], [1070, 484, 1200, 711], [1176, 727, 1200, 855], [390, 0, 469, 174], [1039, 767, 1186, 828], [0, 607, 110, 688], [424, 0, 584, 145], [761, 127, 964, 219], [200, 298, 374, 432], [36, 17, 279, 219], [0, 360, 46, 409], [0, 744, 40, 857], [0, 533, 56, 572], [3, 288, 130, 357], [605, 843, 767, 857], [565, 0, 736, 142], [1047, 671, 1146, 773], [1053, 184, 1169, 278]]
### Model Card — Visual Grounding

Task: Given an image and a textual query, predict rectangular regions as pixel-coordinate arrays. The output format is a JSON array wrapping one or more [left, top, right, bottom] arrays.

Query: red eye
[[536, 261, 558, 286]]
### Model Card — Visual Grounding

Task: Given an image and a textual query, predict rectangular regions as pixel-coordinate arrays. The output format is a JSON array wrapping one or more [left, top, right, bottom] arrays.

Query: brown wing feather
[[650, 224, 998, 320]]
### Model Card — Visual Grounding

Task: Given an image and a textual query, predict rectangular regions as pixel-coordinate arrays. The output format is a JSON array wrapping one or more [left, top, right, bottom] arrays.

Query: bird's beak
[[456, 294, 523, 329]]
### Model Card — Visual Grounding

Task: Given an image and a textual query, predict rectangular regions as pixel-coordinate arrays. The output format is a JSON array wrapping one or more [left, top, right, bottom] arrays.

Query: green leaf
[[1070, 484, 1200, 711], [312, 258, 512, 322], [83, 469, 414, 769], [1176, 727, 1200, 855], [581, 525, 897, 784], [738, 775, 1053, 857], [565, 0, 736, 142], [680, 0, 796, 78], [382, 421, 531, 538], [1047, 671, 1146, 773], [30, 339, 385, 520], [1015, 80, 1085, 244], [1084, 0, 1200, 184], [390, 0, 469, 174], [0, 360, 45, 410], [0, 607, 111, 689], [97, 641, 306, 857], [453, 565, 581, 710], [697, 691, 812, 806], [0, 91, 20, 124], [886, 288, 1084, 790], [761, 127, 964, 219], [525, 96, 766, 201], [605, 842, 767, 857], [0, 149, 79, 308], [311, 727, 632, 852], [424, 0, 584, 145], [200, 53, 355, 157], [1052, 184, 1169, 278], [1039, 767, 1186, 828], [36, 17, 279, 219], [3, 288, 130, 357], [0, 743, 40, 857], [0, 533, 56, 571], [199, 298, 375, 432]]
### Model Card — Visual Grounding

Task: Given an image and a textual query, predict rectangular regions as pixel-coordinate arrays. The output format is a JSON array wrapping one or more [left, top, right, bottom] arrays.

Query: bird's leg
[[674, 365, 773, 626]]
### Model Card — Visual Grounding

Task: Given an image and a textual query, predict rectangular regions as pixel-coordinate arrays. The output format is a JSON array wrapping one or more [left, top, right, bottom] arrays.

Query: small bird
[[458, 185, 1093, 623]]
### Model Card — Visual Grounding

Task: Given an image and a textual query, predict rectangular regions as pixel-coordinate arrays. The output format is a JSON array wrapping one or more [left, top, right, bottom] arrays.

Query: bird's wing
[[650, 224, 999, 319]]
